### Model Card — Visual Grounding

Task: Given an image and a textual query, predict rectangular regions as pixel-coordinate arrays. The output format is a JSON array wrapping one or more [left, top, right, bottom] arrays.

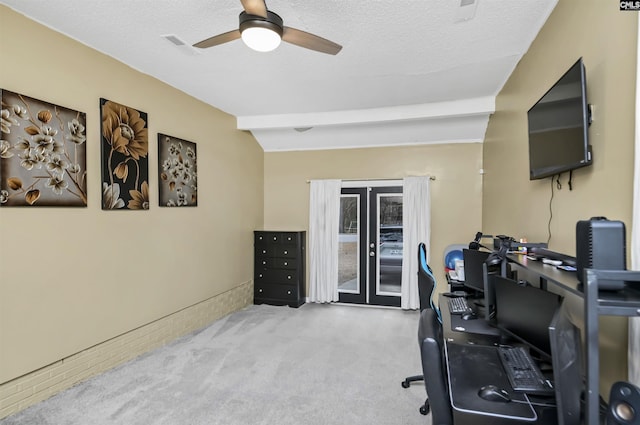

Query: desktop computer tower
[[575, 217, 626, 290]]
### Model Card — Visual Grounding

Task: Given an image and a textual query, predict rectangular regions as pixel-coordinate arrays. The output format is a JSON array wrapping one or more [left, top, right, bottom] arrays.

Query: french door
[[337, 186, 403, 307]]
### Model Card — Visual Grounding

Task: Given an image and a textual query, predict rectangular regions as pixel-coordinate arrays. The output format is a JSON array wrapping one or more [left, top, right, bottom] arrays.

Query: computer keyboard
[[497, 346, 554, 395], [448, 297, 472, 314]]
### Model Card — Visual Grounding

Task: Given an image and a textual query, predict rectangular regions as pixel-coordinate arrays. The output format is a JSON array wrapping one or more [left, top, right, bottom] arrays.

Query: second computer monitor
[[462, 248, 492, 293], [493, 275, 562, 360]]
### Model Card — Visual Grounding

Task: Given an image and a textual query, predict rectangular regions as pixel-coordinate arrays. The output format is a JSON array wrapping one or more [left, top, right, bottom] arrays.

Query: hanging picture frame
[[100, 98, 149, 210], [157, 133, 198, 207], [0, 89, 88, 207]]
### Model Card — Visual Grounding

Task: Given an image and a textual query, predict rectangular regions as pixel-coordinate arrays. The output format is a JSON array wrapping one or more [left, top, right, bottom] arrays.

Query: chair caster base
[[402, 375, 423, 388], [419, 402, 430, 416]]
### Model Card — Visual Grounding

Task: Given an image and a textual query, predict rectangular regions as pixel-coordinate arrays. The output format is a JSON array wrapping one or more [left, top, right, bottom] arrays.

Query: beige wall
[[483, 0, 637, 391], [264, 143, 484, 287], [483, 0, 636, 252], [0, 6, 264, 383]]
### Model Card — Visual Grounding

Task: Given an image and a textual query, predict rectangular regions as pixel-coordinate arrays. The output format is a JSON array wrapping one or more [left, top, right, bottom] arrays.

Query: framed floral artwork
[[0, 89, 87, 207], [100, 98, 149, 210], [158, 133, 197, 207]]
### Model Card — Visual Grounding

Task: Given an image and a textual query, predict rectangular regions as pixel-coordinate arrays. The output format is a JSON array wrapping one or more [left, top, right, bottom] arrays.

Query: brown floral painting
[[158, 134, 197, 207], [0, 89, 87, 207], [100, 98, 149, 210]]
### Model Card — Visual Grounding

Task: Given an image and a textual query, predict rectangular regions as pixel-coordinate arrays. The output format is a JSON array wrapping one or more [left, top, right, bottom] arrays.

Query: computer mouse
[[478, 385, 511, 402], [461, 311, 477, 320]]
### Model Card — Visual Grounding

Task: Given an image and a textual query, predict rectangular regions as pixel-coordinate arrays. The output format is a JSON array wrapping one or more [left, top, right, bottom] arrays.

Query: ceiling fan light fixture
[[241, 27, 281, 52], [239, 11, 284, 52]]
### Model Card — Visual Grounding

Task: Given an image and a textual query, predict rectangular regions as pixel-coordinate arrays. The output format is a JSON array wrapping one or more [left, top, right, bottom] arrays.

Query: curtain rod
[[306, 176, 436, 183]]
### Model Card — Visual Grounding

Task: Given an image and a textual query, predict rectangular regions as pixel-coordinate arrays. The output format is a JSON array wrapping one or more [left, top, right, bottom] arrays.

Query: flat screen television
[[527, 58, 592, 180]]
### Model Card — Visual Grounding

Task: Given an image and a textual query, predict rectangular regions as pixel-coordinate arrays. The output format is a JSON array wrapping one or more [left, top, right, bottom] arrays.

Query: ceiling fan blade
[[240, 0, 268, 18], [193, 29, 241, 49], [282, 27, 342, 55]]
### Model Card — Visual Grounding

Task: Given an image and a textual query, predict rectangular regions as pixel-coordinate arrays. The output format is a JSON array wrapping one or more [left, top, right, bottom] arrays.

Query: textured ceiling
[[0, 0, 558, 151]]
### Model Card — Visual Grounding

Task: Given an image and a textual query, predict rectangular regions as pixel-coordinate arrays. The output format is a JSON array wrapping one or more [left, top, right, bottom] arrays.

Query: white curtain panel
[[630, 14, 640, 386], [308, 179, 342, 303], [401, 176, 431, 310]]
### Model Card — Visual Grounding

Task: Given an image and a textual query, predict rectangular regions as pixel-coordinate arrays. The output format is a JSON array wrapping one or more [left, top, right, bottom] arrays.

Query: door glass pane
[[338, 195, 359, 293], [377, 194, 403, 295]]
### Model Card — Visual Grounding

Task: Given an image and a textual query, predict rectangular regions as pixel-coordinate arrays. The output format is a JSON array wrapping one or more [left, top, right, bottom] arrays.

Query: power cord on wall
[[547, 176, 556, 245], [547, 170, 577, 244], [568, 170, 573, 190]]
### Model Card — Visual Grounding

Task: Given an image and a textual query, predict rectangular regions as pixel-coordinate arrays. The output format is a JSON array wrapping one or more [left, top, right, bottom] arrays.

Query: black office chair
[[401, 242, 438, 415], [418, 308, 453, 425]]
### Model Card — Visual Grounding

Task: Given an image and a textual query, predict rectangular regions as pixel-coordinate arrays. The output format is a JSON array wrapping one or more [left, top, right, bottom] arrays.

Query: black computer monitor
[[462, 248, 492, 293], [463, 249, 502, 319], [493, 276, 561, 360], [549, 299, 583, 425]]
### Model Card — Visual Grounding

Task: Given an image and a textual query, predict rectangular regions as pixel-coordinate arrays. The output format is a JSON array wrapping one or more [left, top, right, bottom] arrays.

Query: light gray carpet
[[1, 303, 430, 425]]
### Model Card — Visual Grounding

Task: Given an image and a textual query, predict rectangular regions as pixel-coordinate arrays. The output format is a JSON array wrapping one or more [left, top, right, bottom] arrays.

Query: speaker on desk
[[607, 381, 640, 425], [576, 217, 627, 290]]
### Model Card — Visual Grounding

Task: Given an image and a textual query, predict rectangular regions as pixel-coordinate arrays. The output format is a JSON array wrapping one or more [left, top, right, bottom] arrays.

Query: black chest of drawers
[[254, 231, 306, 308]]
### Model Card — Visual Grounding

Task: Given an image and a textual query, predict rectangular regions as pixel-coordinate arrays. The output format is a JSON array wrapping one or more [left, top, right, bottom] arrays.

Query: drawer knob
[[259, 288, 263, 293], [287, 290, 292, 295], [284, 262, 288, 266], [284, 250, 288, 254], [259, 274, 263, 278], [287, 275, 292, 280], [273, 236, 277, 241], [262, 250, 266, 254], [262, 261, 266, 265]]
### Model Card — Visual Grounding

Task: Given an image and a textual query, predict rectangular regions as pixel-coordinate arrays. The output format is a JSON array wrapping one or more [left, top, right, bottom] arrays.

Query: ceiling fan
[[192, 0, 342, 55]]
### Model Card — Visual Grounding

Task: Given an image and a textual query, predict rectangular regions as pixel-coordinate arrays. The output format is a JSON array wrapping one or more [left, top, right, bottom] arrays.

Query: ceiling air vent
[[456, 0, 478, 22], [164, 34, 186, 46], [161, 34, 201, 55]]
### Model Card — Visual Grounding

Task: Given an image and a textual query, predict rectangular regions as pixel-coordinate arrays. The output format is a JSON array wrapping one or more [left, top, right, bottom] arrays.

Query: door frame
[[337, 180, 403, 307], [337, 188, 367, 304], [368, 186, 403, 307]]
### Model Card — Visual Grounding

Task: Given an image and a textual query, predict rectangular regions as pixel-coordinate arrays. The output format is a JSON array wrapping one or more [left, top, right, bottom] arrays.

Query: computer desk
[[440, 294, 559, 425], [504, 255, 640, 425]]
